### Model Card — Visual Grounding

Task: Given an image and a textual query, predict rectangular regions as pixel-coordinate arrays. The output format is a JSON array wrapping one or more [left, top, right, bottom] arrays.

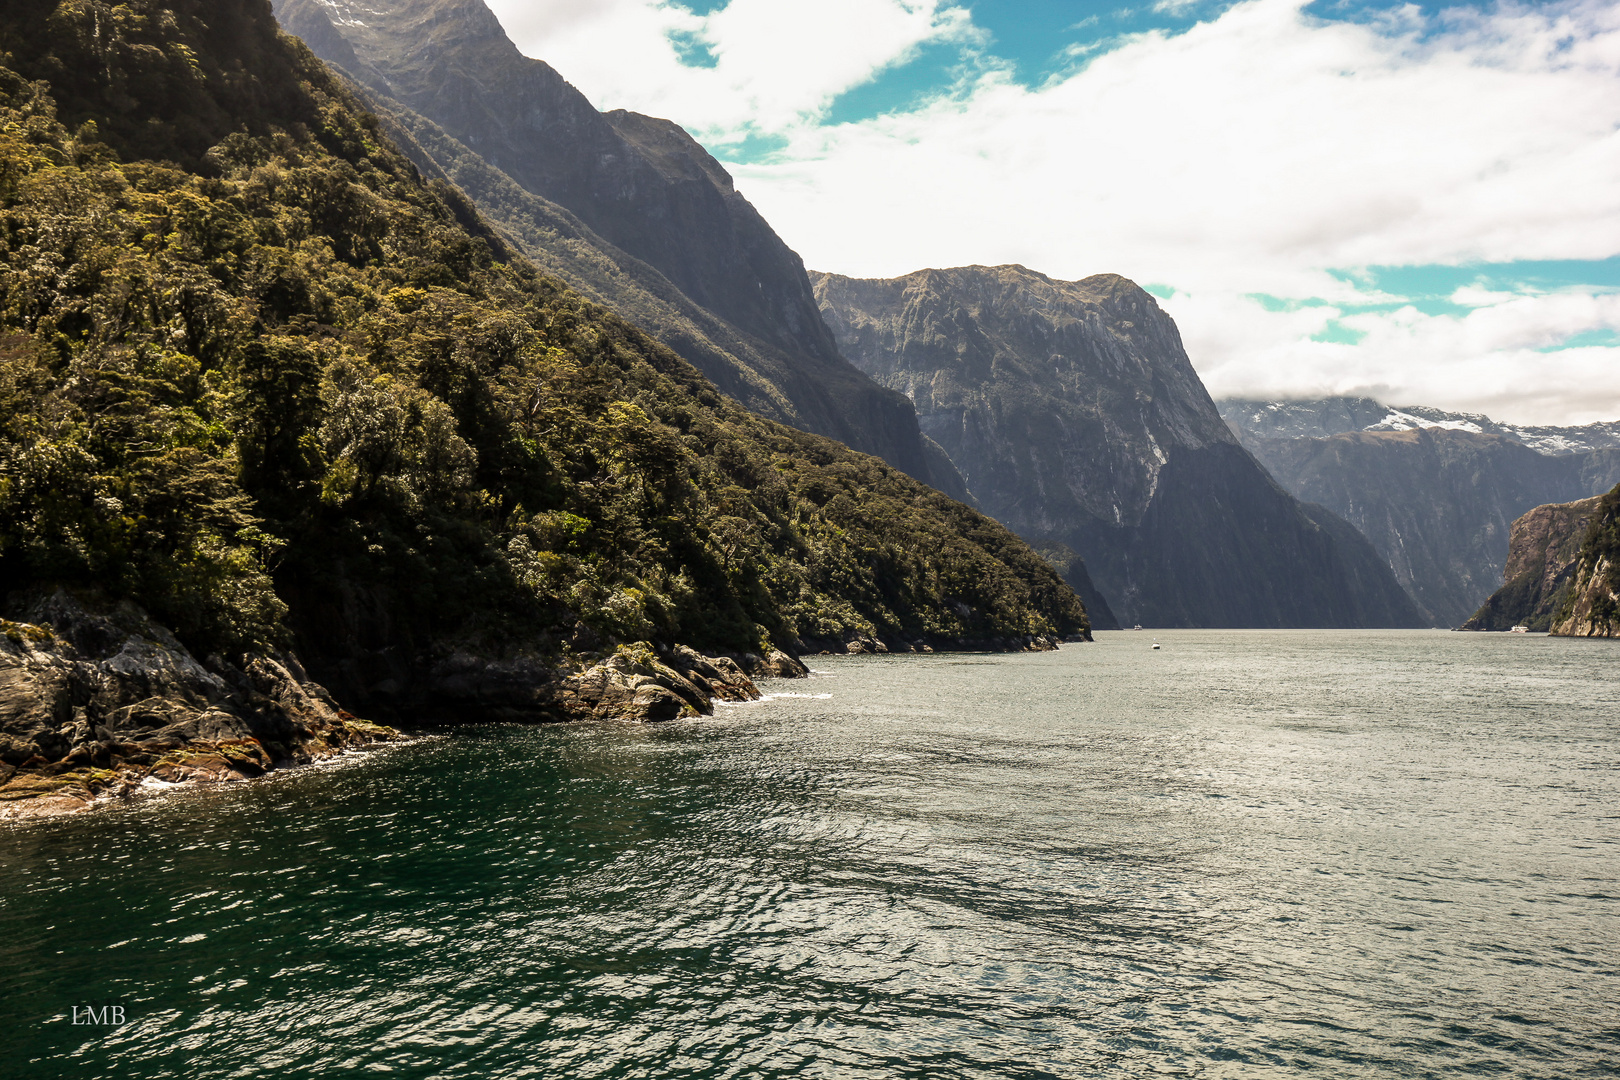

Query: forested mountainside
[[1220, 396, 1620, 457], [0, 0, 1086, 724], [1550, 484, 1620, 637], [814, 266, 1425, 629], [1461, 495, 1603, 632], [267, 0, 965, 497], [1240, 430, 1620, 626]]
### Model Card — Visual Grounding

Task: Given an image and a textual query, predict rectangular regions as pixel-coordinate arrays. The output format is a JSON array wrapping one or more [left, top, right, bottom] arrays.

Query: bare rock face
[[814, 266, 1424, 629], [1550, 485, 1620, 638], [0, 592, 399, 820], [1461, 495, 1603, 631], [752, 649, 811, 678], [398, 642, 764, 724], [555, 645, 759, 722]]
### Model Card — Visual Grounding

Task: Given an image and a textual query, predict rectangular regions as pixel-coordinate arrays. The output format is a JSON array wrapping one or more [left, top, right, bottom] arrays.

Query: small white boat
[[1133, 624, 1143, 631], [1510, 624, 1529, 633], [1152, 639, 1161, 650]]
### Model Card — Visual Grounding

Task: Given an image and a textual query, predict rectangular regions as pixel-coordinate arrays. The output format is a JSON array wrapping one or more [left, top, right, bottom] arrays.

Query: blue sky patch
[[667, 27, 719, 68], [824, 38, 978, 126], [1310, 319, 1368, 345], [1334, 257, 1620, 299]]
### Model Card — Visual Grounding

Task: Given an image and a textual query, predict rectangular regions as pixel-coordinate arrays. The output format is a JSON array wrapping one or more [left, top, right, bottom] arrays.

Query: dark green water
[[2, 630, 1617, 1078]]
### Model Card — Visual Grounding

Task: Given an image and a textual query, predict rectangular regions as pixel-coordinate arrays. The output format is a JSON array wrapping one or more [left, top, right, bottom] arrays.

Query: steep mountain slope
[[1239, 430, 1620, 626], [1461, 496, 1603, 631], [814, 266, 1425, 628], [1220, 397, 1620, 456], [0, 0, 1087, 737], [268, 0, 961, 495], [1551, 484, 1620, 637]]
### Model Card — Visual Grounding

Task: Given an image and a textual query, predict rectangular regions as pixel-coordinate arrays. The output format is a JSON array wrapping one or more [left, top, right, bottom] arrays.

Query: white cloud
[[1186, 289, 1620, 423], [1449, 284, 1525, 308], [487, 0, 1620, 425], [487, 0, 977, 135]]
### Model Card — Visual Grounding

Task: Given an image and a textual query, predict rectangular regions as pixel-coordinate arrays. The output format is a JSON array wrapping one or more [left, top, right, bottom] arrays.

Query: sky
[[483, 0, 1620, 425]]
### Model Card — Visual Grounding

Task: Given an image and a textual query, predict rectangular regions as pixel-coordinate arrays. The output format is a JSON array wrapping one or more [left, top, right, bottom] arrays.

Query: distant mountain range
[[815, 267, 1425, 629], [1221, 397, 1620, 457], [1222, 398, 1620, 625]]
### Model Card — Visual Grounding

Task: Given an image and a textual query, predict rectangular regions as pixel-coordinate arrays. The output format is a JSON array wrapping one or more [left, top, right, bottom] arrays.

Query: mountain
[[268, 0, 965, 497], [813, 266, 1426, 629], [1239, 430, 1620, 626], [1550, 484, 1620, 637], [1220, 397, 1620, 457], [0, 0, 1087, 771], [1461, 495, 1604, 631]]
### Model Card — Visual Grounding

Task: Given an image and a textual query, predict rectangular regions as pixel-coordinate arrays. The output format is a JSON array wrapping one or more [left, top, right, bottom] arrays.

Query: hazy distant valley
[[1222, 397, 1620, 626]]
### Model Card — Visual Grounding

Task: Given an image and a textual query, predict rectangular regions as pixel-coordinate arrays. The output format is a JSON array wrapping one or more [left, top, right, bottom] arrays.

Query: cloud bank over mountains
[[488, 0, 1620, 424]]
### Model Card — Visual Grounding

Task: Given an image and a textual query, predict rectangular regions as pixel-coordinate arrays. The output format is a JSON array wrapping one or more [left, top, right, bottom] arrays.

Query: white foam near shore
[[714, 692, 833, 708]]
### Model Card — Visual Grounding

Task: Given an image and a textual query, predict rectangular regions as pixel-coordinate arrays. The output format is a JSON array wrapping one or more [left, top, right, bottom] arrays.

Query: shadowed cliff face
[[270, 0, 956, 493], [814, 266, 1425, 629], [1242, 430, 1620, 627]]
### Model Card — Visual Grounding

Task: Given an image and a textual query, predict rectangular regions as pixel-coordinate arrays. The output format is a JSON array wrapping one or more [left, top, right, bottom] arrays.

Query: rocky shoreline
[[800, 632, 1071, 655], [0, 593, 791, 821], [0, 593, 403, 821], [0, 591, 1076, 821]]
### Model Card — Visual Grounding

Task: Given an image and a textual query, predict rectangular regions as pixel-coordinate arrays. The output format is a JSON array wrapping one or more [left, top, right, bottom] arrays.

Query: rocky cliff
[[1460, 496, 1603, 631], [813, 266, 1425, 628], [269, 0, 962, 495], [1550, 484, 1620, 638], [1238, 430, 1620, 627]]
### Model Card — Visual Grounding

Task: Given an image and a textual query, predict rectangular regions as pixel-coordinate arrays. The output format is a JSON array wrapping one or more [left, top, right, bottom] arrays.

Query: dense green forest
[[0, 0, 1085, 676]]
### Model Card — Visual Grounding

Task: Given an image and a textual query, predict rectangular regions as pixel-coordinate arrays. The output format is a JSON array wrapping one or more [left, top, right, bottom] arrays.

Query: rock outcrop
[[270, 0, 966, 497], [813, 266, 1424, 629], [1550, 484, 1620, 638], [0, 593, 784, 818], [1462, 496, 1603, 631], [1239, 429, 1620, 627], [414, 642, 763, 724], [0, 592, 400, 819]]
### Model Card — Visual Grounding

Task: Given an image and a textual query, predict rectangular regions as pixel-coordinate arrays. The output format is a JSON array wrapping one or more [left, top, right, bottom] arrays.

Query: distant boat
[[1510, 624, 1530, 633], [1133, 624, 1142, 631], [1152, 639, 1161, 650]]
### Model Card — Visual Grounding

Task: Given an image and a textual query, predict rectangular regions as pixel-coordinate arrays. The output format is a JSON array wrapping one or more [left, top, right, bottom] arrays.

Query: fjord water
[[2, 632, 1616, 1078]]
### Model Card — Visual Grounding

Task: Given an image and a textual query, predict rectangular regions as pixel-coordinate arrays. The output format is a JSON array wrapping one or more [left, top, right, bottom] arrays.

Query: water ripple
[[2, 630, 1616, 1078]]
